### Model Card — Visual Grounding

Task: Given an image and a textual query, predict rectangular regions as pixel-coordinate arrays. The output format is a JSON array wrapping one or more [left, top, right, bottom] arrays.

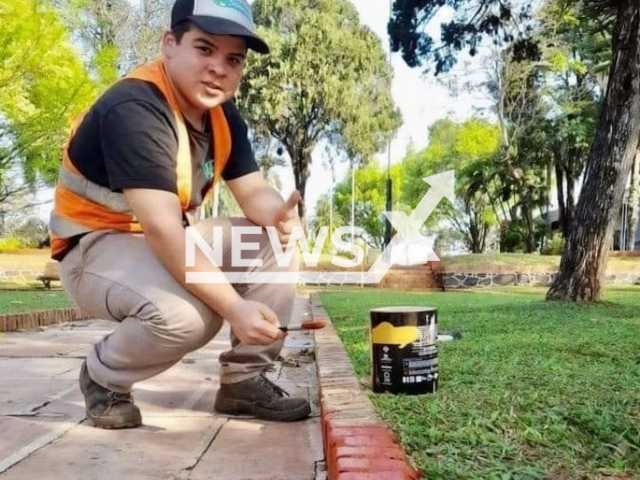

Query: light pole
[[351, 158, 356, 242], [383, 0, 394, 249]]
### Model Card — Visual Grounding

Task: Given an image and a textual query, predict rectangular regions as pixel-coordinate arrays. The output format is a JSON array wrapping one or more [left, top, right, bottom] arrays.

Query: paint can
[[370, 306, 438, 394]]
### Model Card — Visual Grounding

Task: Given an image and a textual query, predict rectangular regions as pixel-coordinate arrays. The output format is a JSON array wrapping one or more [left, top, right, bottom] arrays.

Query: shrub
[[500, 221, 525, 252], [6, 217, 49, 248], [0, 237, 27, 252], [541, 233, 565, 255]]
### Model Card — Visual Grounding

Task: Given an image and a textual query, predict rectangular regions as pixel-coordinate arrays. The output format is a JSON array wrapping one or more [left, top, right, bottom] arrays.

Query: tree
[[483, 46, 550, 252], [390, 1, 552, 253], [0, 0, 97, 221], [538, 0, 607, 241], [388, 0, 537, 76], [56, 0, 172, 80], [475, 0, 606, 249], [627, 148, 640, 250], [401, 119, 501, 253], [546, 0, 640, 300], [448, 7, 599, 253], [309, 193, 345, 252], [390, 0, 640, 300], [238, 0, 401, 221]]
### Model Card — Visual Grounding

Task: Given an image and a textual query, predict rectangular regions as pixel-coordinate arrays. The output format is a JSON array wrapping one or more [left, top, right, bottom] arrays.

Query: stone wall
[[0, 269, 43, 283], [443, 272, 640, 289]]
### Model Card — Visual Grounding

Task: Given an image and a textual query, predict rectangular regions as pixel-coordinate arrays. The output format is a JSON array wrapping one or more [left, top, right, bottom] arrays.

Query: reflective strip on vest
[[58, 169, 132, 214], [49, 211, 95, 238]]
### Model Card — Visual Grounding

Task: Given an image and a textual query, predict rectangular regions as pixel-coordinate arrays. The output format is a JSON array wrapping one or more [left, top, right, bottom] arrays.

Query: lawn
[[319, 287, 640, 479], [0, 289, 73, 314]]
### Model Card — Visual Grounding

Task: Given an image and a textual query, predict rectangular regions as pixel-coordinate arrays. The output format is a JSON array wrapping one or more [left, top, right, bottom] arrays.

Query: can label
[[370, 307, 438, 395]]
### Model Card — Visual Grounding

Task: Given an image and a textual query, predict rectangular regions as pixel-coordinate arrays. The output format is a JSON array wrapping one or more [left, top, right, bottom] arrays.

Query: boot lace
[[257, 374, 290, 398], [107, 390, 134, 405]]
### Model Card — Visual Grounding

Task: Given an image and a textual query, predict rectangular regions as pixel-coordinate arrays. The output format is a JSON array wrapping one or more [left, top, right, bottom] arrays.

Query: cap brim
[[189, 16, 269, 54]]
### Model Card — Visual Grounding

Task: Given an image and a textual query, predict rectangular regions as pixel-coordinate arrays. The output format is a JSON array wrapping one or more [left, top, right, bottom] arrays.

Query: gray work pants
[[59, 217, 297, 393]]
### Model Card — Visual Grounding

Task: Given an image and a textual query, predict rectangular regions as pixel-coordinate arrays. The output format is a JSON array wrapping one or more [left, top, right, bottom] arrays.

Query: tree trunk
[[521, 201, 536, 253], [480, 222, 487, 253], [289, 146, 311, 223], [547, 0, 640, 301], [469, 217, 481, 253], [544, 161, 553, 248], [565, 170, 576, 240], [555, 163, 567, 237], [467, 205, 489, 253], [626, 149, 640, 250]]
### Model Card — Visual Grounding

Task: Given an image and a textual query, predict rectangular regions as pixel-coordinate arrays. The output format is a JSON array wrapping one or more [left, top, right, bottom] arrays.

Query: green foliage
[[218, 183, 242, 217], [400, 119, 502, 253], [6, 216, 49, 247], [0, 0, 97, 189], [320, 287, 640, 478], [0, 290, 73, 312], [506, 0, 604, 244], [239, 0, 401, 218], [328, 162, 407, 248], [541, 233, 566, 256], [57, 0, 170, 78], [0, 237, 27, 252], [390, 0, 613, 258], [93, 43, 120, 85], [499, 220, 526, 252], [309, 193, 344, 253]]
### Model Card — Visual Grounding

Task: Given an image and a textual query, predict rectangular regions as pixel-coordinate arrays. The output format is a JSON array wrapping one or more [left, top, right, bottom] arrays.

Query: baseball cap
[[171, 0, 269, 54]]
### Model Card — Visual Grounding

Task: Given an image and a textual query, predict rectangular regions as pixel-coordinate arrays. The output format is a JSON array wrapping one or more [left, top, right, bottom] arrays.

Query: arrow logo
[[366, 170, 455, 282]]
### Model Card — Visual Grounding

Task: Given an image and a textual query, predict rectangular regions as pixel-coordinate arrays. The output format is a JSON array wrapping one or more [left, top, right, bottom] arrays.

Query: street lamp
[[384, 0, 394, 248]]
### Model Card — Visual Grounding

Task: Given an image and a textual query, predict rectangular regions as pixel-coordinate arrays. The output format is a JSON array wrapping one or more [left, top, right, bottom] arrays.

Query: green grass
[[319, 287, 640, 479], [0, 289, 74, 314]]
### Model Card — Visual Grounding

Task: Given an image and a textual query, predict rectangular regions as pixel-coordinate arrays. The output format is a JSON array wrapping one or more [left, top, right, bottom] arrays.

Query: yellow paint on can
[[371, 321, 421, 349]]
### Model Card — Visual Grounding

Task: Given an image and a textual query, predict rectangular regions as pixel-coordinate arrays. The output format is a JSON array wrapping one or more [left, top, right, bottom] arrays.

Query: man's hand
[[227, 299, 286, 345], [273, 191, 302, 249]]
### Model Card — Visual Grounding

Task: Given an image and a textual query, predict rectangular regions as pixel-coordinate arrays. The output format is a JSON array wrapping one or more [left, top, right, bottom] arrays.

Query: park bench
[[38, 260, 60, 289]]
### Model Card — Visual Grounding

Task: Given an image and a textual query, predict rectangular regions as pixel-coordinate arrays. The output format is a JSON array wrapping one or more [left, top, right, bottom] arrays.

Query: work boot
[[214, 374, 311, 422], [79, 361, 142, 429]]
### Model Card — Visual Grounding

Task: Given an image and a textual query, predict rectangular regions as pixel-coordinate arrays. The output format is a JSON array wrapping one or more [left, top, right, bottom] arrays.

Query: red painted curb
[[335, 446, 405, 460], [336, 472, 415, 480], [311, 294, 421, 480]]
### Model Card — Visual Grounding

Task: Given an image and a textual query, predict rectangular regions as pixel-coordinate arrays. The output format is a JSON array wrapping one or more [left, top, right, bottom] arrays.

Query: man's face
[[163, 27, 247, 113]]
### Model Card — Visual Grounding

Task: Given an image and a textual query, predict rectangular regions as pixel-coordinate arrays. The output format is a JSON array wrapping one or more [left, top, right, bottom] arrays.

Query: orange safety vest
[[49, 59, 232, 259]]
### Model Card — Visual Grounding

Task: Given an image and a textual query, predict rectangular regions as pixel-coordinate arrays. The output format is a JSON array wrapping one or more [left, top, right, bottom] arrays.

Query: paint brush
[[279, 320, 326, 332]]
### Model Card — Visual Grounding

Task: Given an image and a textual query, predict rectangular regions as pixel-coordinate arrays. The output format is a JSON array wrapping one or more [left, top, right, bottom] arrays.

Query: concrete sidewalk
[[0, 296, 326, 480]]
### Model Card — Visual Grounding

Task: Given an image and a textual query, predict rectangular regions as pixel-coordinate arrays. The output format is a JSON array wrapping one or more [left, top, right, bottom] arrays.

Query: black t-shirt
[[68, 78, 259, 208]]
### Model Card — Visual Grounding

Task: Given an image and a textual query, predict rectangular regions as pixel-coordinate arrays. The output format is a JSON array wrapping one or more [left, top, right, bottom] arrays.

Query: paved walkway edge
[[310, 294, 420, 480], [0, 307, 90, 332]]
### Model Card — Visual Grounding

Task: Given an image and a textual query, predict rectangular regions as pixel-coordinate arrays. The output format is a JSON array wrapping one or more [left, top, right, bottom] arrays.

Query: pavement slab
[[0, 296, 325, 480], [0, 320, 115, 358], [1, 416, 227, 480], [190, 418, 322, 480]]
